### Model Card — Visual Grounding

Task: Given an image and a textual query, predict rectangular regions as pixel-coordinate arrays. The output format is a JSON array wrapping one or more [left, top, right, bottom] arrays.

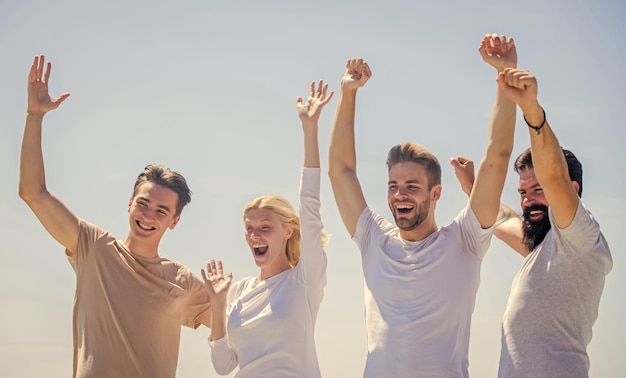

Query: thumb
[[449, 157, 461, 168], [53, 92, 70, 106]]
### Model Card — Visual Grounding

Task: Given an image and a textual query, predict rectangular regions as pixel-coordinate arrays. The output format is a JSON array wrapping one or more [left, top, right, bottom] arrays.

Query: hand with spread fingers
[[297, 79, 334, 128], [202, 259, 232, 308], [27, 55, 70, 116]]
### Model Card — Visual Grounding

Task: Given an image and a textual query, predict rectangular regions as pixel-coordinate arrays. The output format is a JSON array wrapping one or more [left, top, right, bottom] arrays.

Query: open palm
[[27, 55, 69, 115]]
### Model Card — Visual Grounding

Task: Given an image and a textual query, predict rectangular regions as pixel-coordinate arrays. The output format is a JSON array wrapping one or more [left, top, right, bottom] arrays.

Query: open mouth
[[395, 204, 414, 215], [136, 220, 156, 231], [529, 209, 544, 220], [253, 245, 268, 256]]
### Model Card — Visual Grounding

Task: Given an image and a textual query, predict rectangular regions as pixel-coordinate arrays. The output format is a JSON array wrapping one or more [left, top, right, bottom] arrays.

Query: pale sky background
[[1, 0, 624, 377]]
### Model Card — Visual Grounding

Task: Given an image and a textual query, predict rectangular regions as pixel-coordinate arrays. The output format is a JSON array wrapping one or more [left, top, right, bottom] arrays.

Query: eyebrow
[[137, 196, 172, 213], [388, 179, 423, 184]]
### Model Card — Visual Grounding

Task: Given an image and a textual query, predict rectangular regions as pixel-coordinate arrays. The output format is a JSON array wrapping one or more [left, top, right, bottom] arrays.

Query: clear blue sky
[[1, 0, 624, 377]]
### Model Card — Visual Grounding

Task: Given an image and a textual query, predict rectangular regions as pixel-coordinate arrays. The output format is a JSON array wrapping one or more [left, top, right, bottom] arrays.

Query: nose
[[522, 193, 537, 207], [394, 187, 407, 198]]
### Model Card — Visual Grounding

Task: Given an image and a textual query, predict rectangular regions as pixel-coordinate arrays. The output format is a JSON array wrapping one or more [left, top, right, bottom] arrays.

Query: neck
[[398, 219, 438, 242], [122, 234, 160, 258], [259, 262, 292, 281]]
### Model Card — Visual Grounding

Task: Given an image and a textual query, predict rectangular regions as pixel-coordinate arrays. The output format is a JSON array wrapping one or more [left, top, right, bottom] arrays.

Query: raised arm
[[450, 155, 528, 256], [470, 34, 517, 228], [18, 55, 79, 253], [500, 69, 579, 229], [297, 80, 334, 169], [327, 58, 371, 236]]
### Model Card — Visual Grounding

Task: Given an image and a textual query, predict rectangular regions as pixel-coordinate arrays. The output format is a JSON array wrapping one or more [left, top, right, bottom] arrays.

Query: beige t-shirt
[[66, 219, 211, 378]]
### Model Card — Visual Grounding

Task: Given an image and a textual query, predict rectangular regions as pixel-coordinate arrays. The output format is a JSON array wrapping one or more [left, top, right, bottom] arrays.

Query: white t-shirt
[[209, 168, 327, 378], [353, 205, 492, 378], [499, 200, 612, 378]]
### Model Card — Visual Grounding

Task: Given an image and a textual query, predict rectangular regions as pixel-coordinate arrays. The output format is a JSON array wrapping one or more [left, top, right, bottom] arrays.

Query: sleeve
[[66, 218, 109, 272], [454, 204, 494, 259], [550, 200, 612, 264], [180, 269, 212, 329], [208, 334, 239, 375], [296, 167, 327, 287], [352, 207, 394, 258]]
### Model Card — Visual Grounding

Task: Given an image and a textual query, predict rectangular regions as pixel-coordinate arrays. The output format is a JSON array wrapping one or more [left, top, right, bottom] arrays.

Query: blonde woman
[[202, 80, 333, 377]]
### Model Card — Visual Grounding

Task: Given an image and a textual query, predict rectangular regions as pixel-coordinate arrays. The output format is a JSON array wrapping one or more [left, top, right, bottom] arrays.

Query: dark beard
[[522, 204, 552, 252], [390, 197, 430, 232]]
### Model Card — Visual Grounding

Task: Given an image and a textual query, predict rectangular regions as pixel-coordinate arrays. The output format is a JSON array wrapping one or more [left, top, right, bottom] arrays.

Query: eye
[[408, 185, 418, 191], [137, 200, 147, 207], [388, 185, 398, 191], [157, 209, 167, 216]]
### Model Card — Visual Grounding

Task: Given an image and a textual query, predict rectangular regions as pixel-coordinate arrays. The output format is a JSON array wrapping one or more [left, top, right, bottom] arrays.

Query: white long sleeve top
[[209, 168, 327, 378]]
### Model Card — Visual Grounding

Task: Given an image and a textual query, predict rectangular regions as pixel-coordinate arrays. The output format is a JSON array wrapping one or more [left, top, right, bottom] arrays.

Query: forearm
[[471, 85, 516, 227], [19, 113, 47, 202], [208, 303, 228, 342], [523, 105, 568, 183], [302, 122, 320, 168], [486, 85, 516, 160], [328, 89, 358, 177]]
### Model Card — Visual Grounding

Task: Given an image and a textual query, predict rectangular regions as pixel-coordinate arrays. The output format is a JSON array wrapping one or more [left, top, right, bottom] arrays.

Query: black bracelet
[[523, 107, 546, 135]]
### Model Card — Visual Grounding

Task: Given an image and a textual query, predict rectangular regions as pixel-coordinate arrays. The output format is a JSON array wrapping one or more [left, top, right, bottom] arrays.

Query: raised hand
[[497, 68, 539, 112], [27, 55, 70, 115], [478, 34, 517, 73], [296, 80, 334, 126], [201, 260, 232, 307], [449, 156, 475, 196], [341, 57, 371, 90]]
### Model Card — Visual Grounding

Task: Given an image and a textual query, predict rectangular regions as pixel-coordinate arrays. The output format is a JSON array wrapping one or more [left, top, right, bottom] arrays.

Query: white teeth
[[396, 205, 414, 210], [253, 244, 267, 248], [137, 221, 155, 231]]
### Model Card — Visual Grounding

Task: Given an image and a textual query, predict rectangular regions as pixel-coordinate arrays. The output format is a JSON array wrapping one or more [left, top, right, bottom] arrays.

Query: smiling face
[[127, 181, 180, 248], [244, 207, 293, 279], [387, 161, 440, 234], [518, 168, 552, 251]]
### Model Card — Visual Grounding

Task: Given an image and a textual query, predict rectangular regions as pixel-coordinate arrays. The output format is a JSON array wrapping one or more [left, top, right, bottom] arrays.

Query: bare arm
[[327, 58, 371, 236], [450, 156, 528, 256], [297, 80, 334, 169], [501, 72, 579, 229], [470, 35, 517, 228], [18, 55, 79, 254]]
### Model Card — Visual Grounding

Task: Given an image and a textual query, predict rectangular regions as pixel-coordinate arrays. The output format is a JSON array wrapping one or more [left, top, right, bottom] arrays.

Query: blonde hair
[[243, 195, 329, 267]]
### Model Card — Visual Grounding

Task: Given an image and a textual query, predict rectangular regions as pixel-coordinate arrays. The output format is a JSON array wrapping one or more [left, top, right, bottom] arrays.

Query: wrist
[[521, 102, 543, 125], [26, 110, 46, 119]]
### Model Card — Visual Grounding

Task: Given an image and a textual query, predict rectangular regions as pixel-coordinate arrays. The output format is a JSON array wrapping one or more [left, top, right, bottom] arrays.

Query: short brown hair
[[386, 142, 441, 189], [133, 164, 192, 216]]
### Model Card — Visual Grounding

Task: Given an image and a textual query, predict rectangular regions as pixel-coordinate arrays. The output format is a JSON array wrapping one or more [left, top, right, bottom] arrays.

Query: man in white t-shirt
[[452, 66, 613, 377], [327, 34, 517, 377], [492, 68, 612, 377]]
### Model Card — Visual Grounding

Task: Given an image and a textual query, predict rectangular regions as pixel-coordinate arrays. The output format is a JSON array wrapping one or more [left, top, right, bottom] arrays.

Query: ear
[[128, 197, 133, 212], [285, 227, 294, 240], [571, 181, 580, 196], [169, 215, 181, 230], [431, 184, 442, 202]]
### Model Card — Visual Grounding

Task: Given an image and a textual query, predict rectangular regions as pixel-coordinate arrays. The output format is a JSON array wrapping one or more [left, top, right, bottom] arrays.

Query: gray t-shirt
[[499, 200, 612, 378]]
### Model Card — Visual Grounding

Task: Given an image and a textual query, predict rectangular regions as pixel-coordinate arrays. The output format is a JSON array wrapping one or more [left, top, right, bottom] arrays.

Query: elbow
[[18, 184, 47, 207]]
